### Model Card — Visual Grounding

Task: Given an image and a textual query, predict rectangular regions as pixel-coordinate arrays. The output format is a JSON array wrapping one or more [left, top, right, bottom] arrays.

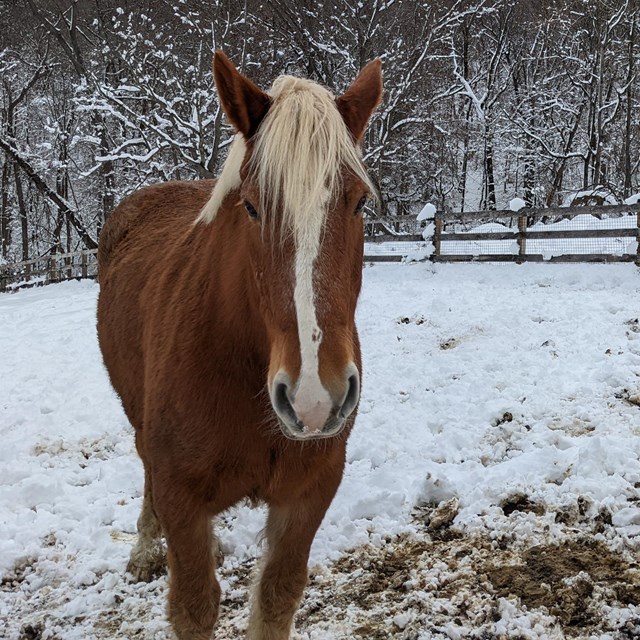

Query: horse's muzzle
[[271, 365, 360, 440]]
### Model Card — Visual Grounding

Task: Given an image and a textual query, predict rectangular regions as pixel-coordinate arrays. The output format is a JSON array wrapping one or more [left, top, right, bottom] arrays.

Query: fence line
[[364, 202, 640, 264], [0, 249, 98, 292], [1, 203, 639, 291]]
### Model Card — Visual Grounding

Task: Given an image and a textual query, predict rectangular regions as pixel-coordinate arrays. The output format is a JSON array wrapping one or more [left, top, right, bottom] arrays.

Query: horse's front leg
[[247, 474, 342, 640], [154, 478, 221, 640]]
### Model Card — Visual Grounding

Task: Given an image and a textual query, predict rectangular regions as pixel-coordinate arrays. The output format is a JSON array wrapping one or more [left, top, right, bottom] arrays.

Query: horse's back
[[98, 180, 215, 271], [97, 180, 215, 430]]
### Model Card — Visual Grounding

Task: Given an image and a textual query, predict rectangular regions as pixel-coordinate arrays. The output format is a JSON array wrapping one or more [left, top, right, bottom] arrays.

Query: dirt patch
[[292, 527, 640, 639], [487, 538, 640, 629], [501, 493, 545, 516]]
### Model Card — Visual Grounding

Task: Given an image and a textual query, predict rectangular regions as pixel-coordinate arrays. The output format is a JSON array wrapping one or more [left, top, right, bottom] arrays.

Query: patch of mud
[[487, 539, 640, 627], [501, 493, 545, 517], [291, 532, 639, 639]]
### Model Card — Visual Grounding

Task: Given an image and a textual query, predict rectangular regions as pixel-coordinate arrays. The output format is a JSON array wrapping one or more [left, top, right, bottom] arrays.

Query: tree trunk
[[484, 129, 496, 210], [14, 166, 28, 263], [459, 103, 472, 212], [99, 122, 115, 230], [623, 18, 635, 197], [0, 136, 97, 250], [0, 160, 10, 258]]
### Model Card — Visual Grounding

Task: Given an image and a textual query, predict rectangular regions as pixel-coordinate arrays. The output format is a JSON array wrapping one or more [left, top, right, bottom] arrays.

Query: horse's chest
[[252, 447, 323, 503]]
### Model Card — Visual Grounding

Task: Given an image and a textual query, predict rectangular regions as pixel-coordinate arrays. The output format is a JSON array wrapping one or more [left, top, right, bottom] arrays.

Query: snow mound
[[509, 197, 527, 212], [417, 202, 436, 221]]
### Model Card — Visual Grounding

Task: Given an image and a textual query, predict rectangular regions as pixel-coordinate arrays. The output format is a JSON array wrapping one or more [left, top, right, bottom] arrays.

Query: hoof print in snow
[[20, 623, 44, 640], [397, 315, 426, 325], [439, 337, 458, 350], [628, 393, 640, 407], [492, 411, 514, 426], [624, 318, 639, 333], [501, 494, 545, 517], [428, 497, 459, 530], [615, 388, 640, 407]]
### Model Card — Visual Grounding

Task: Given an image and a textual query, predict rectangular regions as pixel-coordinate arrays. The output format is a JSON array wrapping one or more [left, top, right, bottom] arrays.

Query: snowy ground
[[1, 263, 640, 639]]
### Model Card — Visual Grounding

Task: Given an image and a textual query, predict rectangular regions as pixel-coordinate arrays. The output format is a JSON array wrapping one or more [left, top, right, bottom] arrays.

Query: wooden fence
[[364, 202, 640, 264], [0, 249, 98, 292], [1, 203, 639, 291]]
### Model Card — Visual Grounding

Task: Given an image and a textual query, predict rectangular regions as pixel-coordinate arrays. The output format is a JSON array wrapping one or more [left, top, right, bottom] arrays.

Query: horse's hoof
[[126, 555, 166, 582]]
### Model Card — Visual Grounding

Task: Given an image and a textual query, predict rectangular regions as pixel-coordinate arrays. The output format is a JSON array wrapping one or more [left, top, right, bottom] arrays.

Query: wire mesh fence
[[364, 215, 427, 261], [439, 210, 638, 258], [364, 204, 640, 264]]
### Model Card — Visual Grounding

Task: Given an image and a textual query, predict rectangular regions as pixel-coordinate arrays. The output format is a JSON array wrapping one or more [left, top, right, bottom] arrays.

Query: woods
[[0, 0, 638, 264]]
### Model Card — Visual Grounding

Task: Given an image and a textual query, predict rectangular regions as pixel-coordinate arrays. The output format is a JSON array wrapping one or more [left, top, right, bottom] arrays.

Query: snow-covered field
[[2, 263, 640, 639]]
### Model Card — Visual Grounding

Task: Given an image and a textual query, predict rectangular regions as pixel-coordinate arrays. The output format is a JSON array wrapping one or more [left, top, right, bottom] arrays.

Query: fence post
[[517, 215, 527, 263], [48, 256, 58, 283], [433, 215, 443, 260], [81, 251, 88, 279], [636, 209, 640, 267]]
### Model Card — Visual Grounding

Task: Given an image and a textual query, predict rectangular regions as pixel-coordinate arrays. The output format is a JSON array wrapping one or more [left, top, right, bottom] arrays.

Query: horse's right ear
[[336, 59, 383, 144], [213, 51, 271, 139]]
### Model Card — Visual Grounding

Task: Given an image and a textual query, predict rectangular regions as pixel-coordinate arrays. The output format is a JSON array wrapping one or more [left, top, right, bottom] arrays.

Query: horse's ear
[[336, 59, 383, 143], [213, 51, 271, 139]]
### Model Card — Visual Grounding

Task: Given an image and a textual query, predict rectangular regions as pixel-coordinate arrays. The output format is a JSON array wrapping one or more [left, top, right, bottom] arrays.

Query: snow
[[509, 197, 527, 211], [1, 264, 640, 637], [562, 186, 619, 207], [417, 202, 436, 221], [624, 193, 640, 205]]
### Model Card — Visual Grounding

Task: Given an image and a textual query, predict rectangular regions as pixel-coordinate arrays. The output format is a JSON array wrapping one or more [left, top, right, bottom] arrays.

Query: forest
[[0, 0, 638, 264]]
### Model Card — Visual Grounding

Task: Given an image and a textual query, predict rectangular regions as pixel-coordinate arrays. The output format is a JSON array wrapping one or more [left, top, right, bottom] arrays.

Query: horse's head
[[199, 52, 382, 441]]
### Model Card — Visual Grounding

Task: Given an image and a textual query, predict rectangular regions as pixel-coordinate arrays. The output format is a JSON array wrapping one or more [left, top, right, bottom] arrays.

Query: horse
[[97, 51, 382, 640]]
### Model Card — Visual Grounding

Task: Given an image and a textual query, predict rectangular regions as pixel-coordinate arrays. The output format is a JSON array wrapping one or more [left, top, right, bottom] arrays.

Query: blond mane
[[196, 75, 375, 240]]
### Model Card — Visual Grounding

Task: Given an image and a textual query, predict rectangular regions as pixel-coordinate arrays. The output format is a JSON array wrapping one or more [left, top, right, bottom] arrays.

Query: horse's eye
[[355, 196, 367, 215], [244, 200, 259, 220]]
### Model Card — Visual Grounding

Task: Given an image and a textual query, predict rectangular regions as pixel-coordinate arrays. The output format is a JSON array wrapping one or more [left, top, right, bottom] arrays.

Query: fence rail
[[364, 202, 640, 264], [0, 249, 98, 292], [1, 203, 639, 292]]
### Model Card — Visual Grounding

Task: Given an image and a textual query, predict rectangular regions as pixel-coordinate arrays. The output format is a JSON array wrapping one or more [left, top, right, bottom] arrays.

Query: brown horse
[[97, 51, 382, 639]]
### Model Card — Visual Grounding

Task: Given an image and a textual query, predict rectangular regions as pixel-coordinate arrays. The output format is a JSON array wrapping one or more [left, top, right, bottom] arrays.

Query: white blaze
[[291, 204, 333, 433]]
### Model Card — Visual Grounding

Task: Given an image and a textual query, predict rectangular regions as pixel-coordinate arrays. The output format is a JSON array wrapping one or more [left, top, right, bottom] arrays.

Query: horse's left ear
[[336, 59, 383, 143], [213, 51, 271, 139]]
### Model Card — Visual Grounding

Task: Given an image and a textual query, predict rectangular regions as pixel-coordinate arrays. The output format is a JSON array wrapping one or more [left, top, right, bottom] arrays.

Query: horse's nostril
[[274, 381, 289, 408], [340, 372, 360, 419], [273, 380, 300, 428]]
